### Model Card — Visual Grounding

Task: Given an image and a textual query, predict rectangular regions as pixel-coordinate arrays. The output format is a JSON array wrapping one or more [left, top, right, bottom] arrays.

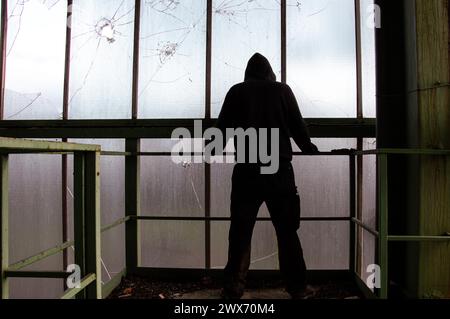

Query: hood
[[244, 53, 277, 82]]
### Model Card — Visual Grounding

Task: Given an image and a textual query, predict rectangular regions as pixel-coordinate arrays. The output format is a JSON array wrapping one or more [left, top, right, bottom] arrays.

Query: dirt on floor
[[108, 275, 364, 300]]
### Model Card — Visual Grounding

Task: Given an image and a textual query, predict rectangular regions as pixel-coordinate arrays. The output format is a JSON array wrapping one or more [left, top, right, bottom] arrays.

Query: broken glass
[[139, 0, 207, 118], [5, 0, 66, 120], [69, 0, 135, 119]]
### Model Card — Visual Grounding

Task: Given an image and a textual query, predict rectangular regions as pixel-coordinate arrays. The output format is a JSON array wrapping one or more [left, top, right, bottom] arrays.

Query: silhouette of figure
[[216, 53, 318, 299]]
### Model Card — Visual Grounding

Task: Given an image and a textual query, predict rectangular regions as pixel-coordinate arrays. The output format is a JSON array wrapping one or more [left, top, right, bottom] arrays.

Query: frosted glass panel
[[212, 221, 349, 270], [5, 0, 66, 120], [139, 0, 206, 118], [69, 1, 134, 119], [140, 140, 205, 217], [9, 153, 63, 298], [360, 0, 377, 118], [293, 139, 356, 218], [211, 222, 279, 270], [287, 0, 356, 117], [362, 139, 376, 228], [140, 221, 204, 268], [212, 0, 281, 117]]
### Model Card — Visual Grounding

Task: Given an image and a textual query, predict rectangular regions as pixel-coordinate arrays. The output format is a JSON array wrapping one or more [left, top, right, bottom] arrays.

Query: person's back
[[217, 53, 318, 300], [216, 53, 318, 165]]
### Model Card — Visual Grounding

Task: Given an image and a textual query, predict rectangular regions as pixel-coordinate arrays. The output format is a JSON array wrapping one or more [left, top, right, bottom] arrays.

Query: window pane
[[140, 221, 204, 268], [360, 0, 377, 118], [287, 0, 356, 117], [212, 221, 349, 270], [5, 0, 66, 120], [140, 139, 205, 217], [139, 0, 206, 118], [9, 152, 63, 298], [69, 1, 134, 119], [212, 0, 281, 118]]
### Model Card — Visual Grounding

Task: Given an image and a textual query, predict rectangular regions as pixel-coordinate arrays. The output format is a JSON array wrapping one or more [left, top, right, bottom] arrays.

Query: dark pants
[[224, 163, 307, 298]]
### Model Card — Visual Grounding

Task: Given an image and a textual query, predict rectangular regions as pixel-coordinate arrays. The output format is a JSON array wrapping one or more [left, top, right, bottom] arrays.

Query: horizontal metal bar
[[134, 216, 351, 222], [0, 137, 100, 153], [8, 241, 74, 271], [0, 118, 376, 139], [101, 151, 355, 157], [388, 235, 450, 242], [101, 216, 130, 233], [355, 149, 450, 156], [102, 268, 126, 299], [5, 270, 71, 279], [61, 273, 96, 300], [352, 218, 379, 237]]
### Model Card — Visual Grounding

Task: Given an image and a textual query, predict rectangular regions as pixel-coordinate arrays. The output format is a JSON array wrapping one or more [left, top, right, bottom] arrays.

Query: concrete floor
[[175, 289, 291, 300]]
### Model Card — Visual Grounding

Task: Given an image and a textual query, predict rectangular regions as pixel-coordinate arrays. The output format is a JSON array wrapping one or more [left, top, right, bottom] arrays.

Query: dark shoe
[[290, 286, 319, 300]]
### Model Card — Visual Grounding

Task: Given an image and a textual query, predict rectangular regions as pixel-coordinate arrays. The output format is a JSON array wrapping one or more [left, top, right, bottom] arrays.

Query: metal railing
[[353, 149, 450, 299], [0, 137, 103, 299], [1, 137, 449, 299]]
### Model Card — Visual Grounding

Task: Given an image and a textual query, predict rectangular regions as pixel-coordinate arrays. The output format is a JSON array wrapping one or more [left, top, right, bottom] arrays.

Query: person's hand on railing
[[331, 148, 357, 155]]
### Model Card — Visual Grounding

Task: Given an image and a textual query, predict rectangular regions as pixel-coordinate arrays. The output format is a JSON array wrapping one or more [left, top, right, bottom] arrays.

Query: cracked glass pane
[[211, 0, 281, 118], [5, 0, 66, 120], [360, 0, 376, 118], [287, 0, 357, 117], [69, 0, 135, 119], [139, 0, 207, 118]]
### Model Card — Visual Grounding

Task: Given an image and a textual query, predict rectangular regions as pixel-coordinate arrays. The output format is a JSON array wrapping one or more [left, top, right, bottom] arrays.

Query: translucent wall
[[360, 0, 377, 118], [360, 138, 377, 284], [5, 0, 66, 120], [287, 0, 357, 117], [67, 139, 126, 285], [9, 151, 63, 299], [140, 139, 205, 268], [211, 0, 281, 117], [69, 1, 134, 119], [5, 1, 66, 299], [139, 0, 206, 118]]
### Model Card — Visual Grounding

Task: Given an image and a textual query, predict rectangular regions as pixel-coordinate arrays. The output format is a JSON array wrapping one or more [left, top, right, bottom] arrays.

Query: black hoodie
[[216, 53, 317, 163]]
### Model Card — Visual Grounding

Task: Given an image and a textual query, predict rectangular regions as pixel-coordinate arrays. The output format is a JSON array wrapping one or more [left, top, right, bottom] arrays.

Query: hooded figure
[[216, 53, 318, 299]]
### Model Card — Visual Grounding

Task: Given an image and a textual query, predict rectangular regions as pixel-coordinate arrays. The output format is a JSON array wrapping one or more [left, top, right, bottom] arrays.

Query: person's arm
[[284, 85, 318, 153]]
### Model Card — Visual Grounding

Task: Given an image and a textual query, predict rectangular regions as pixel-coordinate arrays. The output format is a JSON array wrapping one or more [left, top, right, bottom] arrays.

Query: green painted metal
[[5, 271, 71, 279], [0, 137, 100, 153], [0, 118, 377, 139], [1, 155, 8, 299], [101, 216, 130, 234], [73, 152, 86, 299], [61, 273, 96, 300], [357, 149, 450, 156], [84, 151, 102, 299], [377, 154, 389, 299], [8, 241, 74, 272], [388, 235, 450, 242], [125, 139, 141, 274], [102, 268, 127, 299]]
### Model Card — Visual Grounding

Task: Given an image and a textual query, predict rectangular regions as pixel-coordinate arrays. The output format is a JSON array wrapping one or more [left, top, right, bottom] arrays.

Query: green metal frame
[[353, 149, 450, 299], [0, 138, 104, 300]]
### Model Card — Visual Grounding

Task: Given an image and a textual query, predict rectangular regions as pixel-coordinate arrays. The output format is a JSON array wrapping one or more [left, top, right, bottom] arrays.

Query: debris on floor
[[108, 275, 364, 300]]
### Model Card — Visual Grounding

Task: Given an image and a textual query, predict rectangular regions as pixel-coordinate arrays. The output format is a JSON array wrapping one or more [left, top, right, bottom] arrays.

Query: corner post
[[0, 155, 9, 299], [377, 153, 389, 299]]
